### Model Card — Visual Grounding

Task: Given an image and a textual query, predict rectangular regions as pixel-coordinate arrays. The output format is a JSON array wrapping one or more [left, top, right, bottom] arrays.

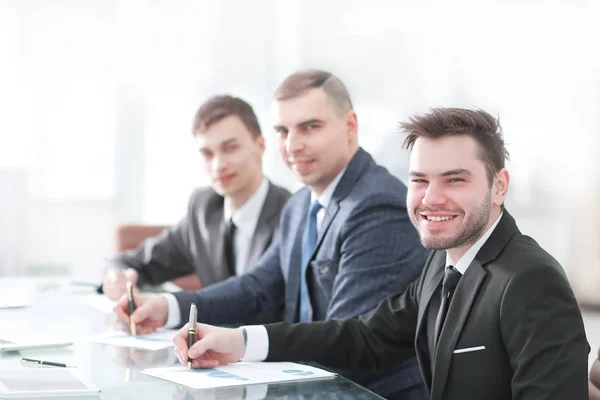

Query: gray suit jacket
[[173, 148, 429, 397], [111, 181, 291, 288]]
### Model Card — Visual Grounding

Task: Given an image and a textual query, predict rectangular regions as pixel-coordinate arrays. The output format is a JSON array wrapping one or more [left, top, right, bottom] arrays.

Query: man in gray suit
[[114, 70, 428, 399], [102, 95, 291, 300]]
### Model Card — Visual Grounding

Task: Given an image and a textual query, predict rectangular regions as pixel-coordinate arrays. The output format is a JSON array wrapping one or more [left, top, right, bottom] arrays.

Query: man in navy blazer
[[115, 70, 428, 399]]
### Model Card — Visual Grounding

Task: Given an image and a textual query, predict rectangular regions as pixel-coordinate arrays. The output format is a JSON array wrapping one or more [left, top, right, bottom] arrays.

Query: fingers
[[188, 335, 216, 359], [172, 324, 190, 361], [113, 295, 130, 322]]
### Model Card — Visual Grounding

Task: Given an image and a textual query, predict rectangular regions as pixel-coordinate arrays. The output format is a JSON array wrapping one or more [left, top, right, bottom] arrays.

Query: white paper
[[0, 324, 72, 351], [142, 362, 336, 389], [76, 295, 116, 314], [0, 296, 28, 309], [82, 329, 177, 350]]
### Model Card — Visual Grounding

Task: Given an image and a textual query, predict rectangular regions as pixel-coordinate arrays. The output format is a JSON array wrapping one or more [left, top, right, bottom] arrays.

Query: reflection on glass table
[[0, 277, 384, 399]]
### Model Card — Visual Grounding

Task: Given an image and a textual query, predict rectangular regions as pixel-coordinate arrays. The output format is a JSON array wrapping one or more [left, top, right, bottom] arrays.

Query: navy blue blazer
[[174, 148, 428, 397]]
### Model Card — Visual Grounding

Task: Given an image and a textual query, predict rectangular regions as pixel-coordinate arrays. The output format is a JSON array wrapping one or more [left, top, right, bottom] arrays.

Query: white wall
[[1, 0, 599, 283]]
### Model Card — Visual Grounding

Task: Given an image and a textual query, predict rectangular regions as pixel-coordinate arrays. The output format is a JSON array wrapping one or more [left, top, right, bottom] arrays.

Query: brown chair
[[114, 224, 203, 291], [590, 348, 600, 399]]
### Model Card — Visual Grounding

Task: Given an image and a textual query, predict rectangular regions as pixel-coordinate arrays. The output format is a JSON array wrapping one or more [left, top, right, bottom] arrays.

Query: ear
[[345, 110, 358, 142], [492, 168, 510, 207], [254, 135, 266, 156]]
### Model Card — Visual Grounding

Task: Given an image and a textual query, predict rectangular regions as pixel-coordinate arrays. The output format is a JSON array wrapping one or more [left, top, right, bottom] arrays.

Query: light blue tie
[[299, 200, 322, 322]]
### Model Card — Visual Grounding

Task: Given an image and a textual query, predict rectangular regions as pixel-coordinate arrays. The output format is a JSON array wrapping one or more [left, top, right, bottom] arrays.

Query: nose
[[212, 153, 228, 173], [422, 182, 447, 208], [284, 129, 304, 155]]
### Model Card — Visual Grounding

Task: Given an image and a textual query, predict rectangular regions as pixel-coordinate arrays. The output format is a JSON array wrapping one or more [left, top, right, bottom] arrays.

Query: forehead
[[194, 115, 251, 148], [409, 135, 484, 174], [271, 88, 335, 125]]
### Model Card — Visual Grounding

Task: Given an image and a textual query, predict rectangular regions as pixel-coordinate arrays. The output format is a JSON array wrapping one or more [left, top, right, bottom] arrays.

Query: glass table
[[0, 277, 384, 399]]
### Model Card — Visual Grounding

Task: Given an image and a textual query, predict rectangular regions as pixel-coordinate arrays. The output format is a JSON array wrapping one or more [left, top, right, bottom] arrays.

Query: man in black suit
[[172, 108, 590, 399]]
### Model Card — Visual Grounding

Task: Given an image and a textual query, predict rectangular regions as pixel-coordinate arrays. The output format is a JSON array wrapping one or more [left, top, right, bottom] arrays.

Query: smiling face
[[195, 115, 264, 204], [272, 88, 358, 196], [407, 135, 509, 261]]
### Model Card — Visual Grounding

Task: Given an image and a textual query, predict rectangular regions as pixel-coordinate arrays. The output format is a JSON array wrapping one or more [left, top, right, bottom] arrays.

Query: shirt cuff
[[161, 293, 181, 328], [240, 325, 269, 361]]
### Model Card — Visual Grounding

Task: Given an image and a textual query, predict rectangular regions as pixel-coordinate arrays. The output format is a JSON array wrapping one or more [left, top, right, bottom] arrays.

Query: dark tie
[[299, 201, 323, 322], [433, 266, 462, 350], [223, 218, 237, 277]]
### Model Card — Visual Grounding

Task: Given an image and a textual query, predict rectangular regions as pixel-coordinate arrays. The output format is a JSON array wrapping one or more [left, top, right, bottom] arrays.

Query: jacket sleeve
[[500, 264, 589, 400], [265, 274, 423, 372], [172, 237, 286, 327]]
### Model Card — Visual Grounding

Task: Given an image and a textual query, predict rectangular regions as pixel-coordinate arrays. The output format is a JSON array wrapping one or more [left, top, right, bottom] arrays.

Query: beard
[[413, 192, 492, 250]]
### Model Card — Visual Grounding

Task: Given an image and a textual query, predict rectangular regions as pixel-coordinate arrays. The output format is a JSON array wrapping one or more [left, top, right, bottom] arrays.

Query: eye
[[275, 128, 288, 136], [449, 178, 465, 183], [411, 179, 427, 184], [306, 124, 318, 131]]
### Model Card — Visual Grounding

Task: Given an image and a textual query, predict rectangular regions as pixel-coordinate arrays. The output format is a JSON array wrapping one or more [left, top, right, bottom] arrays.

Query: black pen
[[187, 303, 197, 369], [126, 281, 136, 336], [21, 358, 75, 368]]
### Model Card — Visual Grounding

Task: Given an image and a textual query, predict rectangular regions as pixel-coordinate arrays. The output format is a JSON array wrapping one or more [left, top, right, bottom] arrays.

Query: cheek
[[406, 189, 423, 209]]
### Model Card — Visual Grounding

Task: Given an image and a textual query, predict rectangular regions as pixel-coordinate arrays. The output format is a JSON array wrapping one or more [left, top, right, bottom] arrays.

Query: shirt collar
[[224, 178, 269, 236], [445, 212, 503, 275], [310, 167, 347, 209]]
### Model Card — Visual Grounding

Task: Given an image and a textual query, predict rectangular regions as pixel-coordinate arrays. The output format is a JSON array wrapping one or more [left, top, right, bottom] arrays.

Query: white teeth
[[426, 216, 453, 222]]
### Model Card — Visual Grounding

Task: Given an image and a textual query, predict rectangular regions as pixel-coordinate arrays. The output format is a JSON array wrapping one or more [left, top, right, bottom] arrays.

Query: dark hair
[[274, 69, 353, 114], [401, 108, 510, 184], [192, 95, 261, 137]]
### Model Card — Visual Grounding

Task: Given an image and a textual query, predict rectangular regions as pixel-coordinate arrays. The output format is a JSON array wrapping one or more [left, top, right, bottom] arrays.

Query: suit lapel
[[415, 251, 445, 389], [285, 193, 311, 323], [245, 182, 280, 266], [429, 259, 488, 400]]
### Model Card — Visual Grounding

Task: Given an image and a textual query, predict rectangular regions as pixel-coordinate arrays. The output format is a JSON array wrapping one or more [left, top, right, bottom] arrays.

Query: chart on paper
[[142, 362, 336, 389]]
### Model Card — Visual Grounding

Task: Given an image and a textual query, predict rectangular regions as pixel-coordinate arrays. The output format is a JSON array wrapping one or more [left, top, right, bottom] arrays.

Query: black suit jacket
[[111, 181, 291, 287], [265, 210, 590, 400]]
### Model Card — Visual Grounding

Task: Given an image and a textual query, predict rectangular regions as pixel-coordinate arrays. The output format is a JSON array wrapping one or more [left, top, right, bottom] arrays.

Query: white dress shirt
[[224, 178, 270, 276], [163, 178, 269, 328], [242, 211, 504, 362], [241, 168, 346, 361]]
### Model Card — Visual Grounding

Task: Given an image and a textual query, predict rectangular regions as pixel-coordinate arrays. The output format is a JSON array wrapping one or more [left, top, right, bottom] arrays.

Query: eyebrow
[[273, 118, 325, 131], [409, 168, 473, 177]]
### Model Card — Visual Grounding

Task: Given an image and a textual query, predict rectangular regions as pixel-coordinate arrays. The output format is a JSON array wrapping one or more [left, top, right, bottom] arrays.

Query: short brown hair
[[192, 95, 261, 137], [274, 69, 353, 115], [401, 108, 510, 184]]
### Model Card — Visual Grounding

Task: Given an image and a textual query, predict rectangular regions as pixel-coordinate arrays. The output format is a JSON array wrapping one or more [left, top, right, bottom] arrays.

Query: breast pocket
[[310, 259, 338, 293]]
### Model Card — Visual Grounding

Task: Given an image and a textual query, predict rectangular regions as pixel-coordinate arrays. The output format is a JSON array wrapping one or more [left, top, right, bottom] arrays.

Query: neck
[[310, 147, 358, 197], [225, 174, 263, 211]]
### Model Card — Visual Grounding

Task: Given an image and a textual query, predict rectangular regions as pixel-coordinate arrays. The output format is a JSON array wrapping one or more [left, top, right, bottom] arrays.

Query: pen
[[187, 303, 197, 369], [21, 358, 75, 368], [126, 281, 136, 336]]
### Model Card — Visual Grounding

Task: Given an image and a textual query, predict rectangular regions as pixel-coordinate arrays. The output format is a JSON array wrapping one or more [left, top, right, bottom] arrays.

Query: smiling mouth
[[421, 215, 458, 222]]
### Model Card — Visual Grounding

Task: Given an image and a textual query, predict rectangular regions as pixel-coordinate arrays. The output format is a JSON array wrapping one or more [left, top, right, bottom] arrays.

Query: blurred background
[[1, 0, 599, 301]]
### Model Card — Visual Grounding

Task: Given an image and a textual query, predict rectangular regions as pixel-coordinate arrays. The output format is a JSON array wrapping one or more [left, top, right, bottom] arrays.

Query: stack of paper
[[142, 362, 336, 389]]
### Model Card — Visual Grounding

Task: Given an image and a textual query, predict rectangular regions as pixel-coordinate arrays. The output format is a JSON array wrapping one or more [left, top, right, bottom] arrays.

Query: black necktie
[[433, 266, 462, 350], [223, 218, 237, 277]]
